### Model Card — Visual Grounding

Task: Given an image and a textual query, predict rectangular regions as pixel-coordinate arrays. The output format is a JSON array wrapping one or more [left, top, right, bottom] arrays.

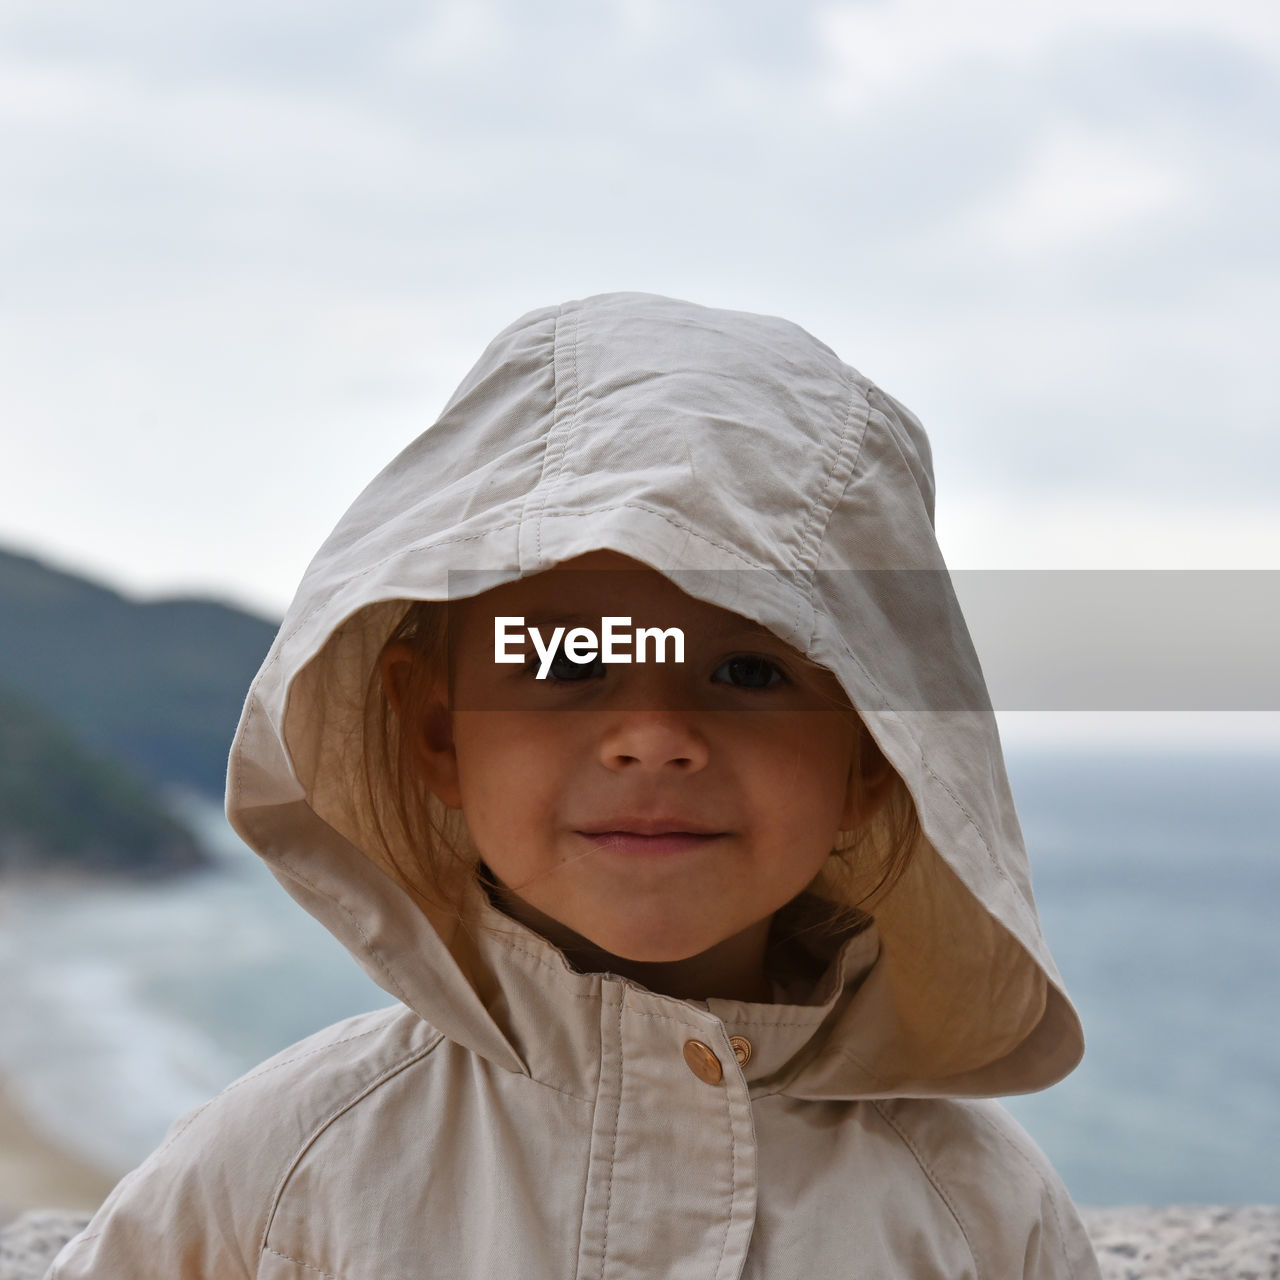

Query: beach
[[0, 1080, 116, 1225]]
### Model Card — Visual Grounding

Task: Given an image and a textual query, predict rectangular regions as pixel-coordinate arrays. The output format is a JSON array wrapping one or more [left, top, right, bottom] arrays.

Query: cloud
[[0, 0, 1275, 609], [970, 126, 1194, 255], [815, 0, 1280, 115]]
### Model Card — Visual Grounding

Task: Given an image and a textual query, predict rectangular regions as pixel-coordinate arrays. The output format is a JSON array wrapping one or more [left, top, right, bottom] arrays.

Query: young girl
[[51, 292, 1101, 1278]]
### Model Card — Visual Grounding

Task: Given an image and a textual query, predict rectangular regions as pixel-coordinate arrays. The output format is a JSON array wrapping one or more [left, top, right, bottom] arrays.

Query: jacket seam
[[510, 304, 563, 573], [620, 1004, 715, 1033], [516, 1074, 597, 1104], [708, 1014, 831, 1029], [712, 1064, 736, 1279], [78, 1026, 389, 1212], [533, 302, 581, 569], [870, 1101, 984, 1280], [262, 1246, 345, 1279], [488, 938, 602, 994], [257, 1031, 447, 1264], [794, 376, 866, 577], [231, 1028, 386, 1093], [532, 501, 792, 576], [802, 379, 870, 646], [969, 1107, 1078, 1280], [595, 997, 625, 1280], [269, 861, 414, 1007]]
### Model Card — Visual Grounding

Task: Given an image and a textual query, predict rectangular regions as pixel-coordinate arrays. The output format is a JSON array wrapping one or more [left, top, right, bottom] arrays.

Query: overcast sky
[[3, 1, 1277, 667]]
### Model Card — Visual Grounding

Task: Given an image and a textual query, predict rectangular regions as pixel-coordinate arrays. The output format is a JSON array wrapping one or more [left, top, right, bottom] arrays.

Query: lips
[[573, 817, 729, 858], [575, 817, 726, 837]]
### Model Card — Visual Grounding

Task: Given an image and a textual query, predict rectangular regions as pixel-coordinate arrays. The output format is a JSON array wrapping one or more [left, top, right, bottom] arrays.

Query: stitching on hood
[[275, 858, 416, 1009], [228, 696, 256, 811], [794, 374, 865, 574], [531, 502, 778, 572], [533, 302, 583, 570], [794, 377, 866, 642], [804, 385, 872, 649]]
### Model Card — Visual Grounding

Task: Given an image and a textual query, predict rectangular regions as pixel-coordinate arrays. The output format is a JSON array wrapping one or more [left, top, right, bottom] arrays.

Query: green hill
[[0, 547, 279, 799], [0, 682, 210, 877]]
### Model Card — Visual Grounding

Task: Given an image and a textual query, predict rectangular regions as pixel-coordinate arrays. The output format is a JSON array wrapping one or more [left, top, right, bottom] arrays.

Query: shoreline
[[0, 1078, 118, 1224]]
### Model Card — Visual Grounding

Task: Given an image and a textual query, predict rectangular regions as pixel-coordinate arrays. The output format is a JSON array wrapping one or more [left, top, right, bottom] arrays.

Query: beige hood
[[226, 290, 1084, 1101]]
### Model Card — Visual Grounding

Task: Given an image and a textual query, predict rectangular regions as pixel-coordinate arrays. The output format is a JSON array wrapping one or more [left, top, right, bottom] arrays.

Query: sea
[[1, 745, 1276, 1207]]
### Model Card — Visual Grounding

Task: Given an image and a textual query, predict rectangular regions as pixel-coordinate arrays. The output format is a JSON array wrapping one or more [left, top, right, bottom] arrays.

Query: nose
[[598, 707, 710, 774]]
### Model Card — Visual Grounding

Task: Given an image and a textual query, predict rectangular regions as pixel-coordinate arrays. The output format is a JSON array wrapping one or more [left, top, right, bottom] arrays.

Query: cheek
[[450, 713, 570, 834], [453, 716, 520, 810], [755, 717, 856, 829]]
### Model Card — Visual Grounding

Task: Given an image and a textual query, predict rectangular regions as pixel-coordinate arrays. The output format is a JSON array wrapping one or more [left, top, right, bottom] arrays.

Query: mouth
[[577, 817, 725, 837], [574, 818, 728, 857]]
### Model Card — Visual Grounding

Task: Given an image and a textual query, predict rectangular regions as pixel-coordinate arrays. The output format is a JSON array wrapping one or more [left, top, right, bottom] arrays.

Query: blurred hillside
[[0, 547, 278, 875], [0, 684, 207, 877], [0, 548, 277, 797]]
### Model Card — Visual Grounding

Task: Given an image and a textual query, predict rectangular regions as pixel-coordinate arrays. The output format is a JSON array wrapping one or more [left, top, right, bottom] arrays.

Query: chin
[[586, 923, 717, 965]]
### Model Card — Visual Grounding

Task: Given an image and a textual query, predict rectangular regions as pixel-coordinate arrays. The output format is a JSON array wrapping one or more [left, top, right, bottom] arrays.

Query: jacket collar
[[455, 873, 884, 1098]]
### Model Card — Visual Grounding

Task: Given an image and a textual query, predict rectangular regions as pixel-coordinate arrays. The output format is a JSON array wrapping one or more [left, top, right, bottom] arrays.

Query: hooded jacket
[[50, 293, 1101, 1279]]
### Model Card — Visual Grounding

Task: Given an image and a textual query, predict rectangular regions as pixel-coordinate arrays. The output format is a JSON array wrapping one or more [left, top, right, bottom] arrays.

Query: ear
[[380, 641, 463, 810], [839, 725, 896, 830]]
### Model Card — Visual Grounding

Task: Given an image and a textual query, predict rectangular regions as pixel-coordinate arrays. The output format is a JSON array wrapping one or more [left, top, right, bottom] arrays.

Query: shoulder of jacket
[[47, 1006, 445, 1279], [157, 1004, 447, 1172], [870, 1097, 1101, 1280], [207, 1003, 442, 1117]]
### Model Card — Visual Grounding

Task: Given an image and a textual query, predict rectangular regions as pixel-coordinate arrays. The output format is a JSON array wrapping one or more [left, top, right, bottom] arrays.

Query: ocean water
[[0, 749, 1276, 1205], [999, 748, 1279, 1206]]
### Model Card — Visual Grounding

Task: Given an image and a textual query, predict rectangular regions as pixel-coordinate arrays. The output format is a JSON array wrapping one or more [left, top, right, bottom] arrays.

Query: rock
[[1, 1205, 1277, 1279], [1081, 1207, 1280, 1280], [0, 1211, 90, 1280]]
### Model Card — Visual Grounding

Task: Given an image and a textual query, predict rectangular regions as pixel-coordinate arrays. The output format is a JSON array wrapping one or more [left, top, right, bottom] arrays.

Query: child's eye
[[711, 655, 787, 689], [528, 648, 609, 682]]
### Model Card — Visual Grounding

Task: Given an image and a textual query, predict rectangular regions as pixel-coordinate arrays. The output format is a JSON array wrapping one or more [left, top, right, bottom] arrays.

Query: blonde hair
[[360, 599, 921, 941]]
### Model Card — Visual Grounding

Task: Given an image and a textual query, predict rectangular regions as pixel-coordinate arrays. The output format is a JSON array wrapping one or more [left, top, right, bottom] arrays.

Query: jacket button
[[729, 1035, 752, 1068], [682, 1039, 723, 1085]]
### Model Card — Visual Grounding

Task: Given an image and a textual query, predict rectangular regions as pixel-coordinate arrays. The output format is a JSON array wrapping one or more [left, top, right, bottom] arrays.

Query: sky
[[2, 0, 1278, 741]]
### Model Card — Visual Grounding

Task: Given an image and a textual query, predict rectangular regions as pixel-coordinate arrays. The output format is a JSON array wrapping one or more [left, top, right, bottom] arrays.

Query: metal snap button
[[682, 1039, 724, 1085], [729, 1035, 752, 1068]]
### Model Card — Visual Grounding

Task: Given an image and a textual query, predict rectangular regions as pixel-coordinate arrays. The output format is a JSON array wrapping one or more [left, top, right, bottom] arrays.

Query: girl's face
[[388, 552, 872, 993]]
